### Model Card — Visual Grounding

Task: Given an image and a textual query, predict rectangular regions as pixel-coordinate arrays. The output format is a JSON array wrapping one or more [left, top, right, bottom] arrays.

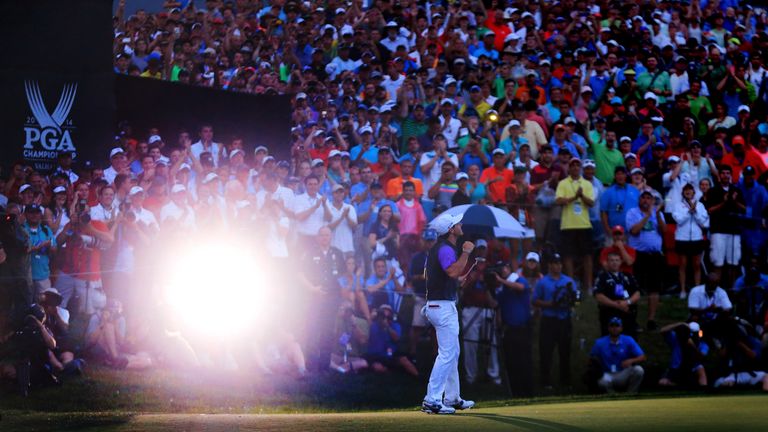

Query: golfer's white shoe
[[445, 399, 475, 410], [422, 400, 456, 414]]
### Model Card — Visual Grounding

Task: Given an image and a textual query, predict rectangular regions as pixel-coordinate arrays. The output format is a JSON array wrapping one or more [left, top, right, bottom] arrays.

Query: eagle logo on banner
[[24, 80, 78, 134]]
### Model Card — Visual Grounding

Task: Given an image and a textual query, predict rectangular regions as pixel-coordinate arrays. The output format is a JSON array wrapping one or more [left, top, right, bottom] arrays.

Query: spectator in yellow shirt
[[555, 158, 595, 288]]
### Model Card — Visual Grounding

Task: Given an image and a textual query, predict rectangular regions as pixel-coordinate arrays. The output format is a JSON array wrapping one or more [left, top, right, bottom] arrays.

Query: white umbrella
[[431, 204, 526, 238]]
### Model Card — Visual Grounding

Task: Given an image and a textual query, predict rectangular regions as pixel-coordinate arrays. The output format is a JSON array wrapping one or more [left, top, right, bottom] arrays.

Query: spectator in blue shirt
[[626, 190, 667, 330], [590, 317, 646, 394], [365, 258, 401, 308], [601, 166, 640, 234], [366, 305, 418, 376], [658, 321, 708, 389], [496, 263, 534, 396], [533, 253, 579, 388], [22, 205, 56, 293]]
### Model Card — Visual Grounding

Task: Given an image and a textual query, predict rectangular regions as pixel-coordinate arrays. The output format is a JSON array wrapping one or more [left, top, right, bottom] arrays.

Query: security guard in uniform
[[298, 226, 346, 373]]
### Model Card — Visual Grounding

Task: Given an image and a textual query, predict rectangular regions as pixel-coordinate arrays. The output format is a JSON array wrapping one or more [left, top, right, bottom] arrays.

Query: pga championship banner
[[0, 0, 115, 173]]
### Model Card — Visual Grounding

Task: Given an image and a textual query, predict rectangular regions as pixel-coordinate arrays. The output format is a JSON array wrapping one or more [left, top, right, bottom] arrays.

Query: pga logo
[[23, 80, 78, 152]]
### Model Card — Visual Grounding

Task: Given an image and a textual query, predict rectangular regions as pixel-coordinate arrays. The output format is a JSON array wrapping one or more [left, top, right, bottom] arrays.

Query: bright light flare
[[164, 242, 269, 338]]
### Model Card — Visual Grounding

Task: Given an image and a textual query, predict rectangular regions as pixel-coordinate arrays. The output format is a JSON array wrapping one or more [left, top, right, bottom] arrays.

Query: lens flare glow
[[164, 242, 268, 338]]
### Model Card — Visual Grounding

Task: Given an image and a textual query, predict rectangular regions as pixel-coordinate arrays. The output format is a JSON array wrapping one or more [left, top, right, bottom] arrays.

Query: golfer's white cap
[[431, 213, 463, 236]]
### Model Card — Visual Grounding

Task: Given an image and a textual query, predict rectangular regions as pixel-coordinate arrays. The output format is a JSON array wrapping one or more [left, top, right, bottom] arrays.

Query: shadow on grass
[[463, 412, 586, 431]]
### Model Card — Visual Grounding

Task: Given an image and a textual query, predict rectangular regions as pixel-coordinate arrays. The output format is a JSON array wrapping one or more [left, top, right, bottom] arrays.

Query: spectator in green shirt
[[636, 56, 671, 105]]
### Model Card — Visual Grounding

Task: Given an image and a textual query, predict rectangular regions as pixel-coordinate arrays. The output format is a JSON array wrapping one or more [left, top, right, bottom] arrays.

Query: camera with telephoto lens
[[554, 282, 580, 308], [119, 202, 136, 223], [75, 199, 90, 225]]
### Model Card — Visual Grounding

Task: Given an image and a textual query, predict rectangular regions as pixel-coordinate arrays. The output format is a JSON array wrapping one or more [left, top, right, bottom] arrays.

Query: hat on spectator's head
[[620, 136, 632, 143], [202, 172, 219, 184], [444, 77, 458, 87], [148, 134, 163, 144], [609, 316, 623, 327], [644, 92, 658, 102], [229, 149, 244, 159], [295, 92, 307, 100], [331, 183, 345, 193], [340, 151, 351, 159], [639, 190, 654, 199], [171, 183, 186, 194], [554, 123, 567, 131], [110, 147, 125, 158], [611, 225, 625, 235], [275, 160, 290, 169], [624, 152, 637, 161], [254, 145, 268, 154], [549, 253, 563, 263], [568, 157, 582, 166], [690, 140, 702, 149], [263, 156, 276, 165], [614, 166, 627, 174], [328, 149, 342, 159], [688, 322, 701, 333], [431, 213, 463, 236], [441, 98, 454, 106], [583, 159, 596, 168], [476, 239, 488, 248], [630, 167, 644, 176], [564, 116, 577, 125], [513, 165, 528, 174], [508, 119, 521, 128], [653, 142, 666, 150], [610, 97, 623, 106], [422, 228, 438, 241], [129, 186, 144, 196], [580, 86, 593, 94], [492, 148, 506, 156], [744, 165, 756, 176], [738, 105, 751, 113], [623, 69, 636, 76], [359, 125, 373, 134], [52, 185, 67, 195], [385, 21, 399, 29], [732, 135, 746, 146], [469, 84, 481, 92], [540, 59, 552, 66], [311, 158, 325, 167], [155, 158, 169, 167], [25, 204, 43, 213], [526, 252, 540, 262], [455, 172, 469, 181]]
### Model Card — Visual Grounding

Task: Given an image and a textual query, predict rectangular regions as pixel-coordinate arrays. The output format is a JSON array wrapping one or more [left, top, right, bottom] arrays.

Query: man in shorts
[[555, 158, 595, 289]]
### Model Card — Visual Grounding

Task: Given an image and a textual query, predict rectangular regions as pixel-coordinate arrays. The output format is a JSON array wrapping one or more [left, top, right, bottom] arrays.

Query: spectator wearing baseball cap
[[589, 317, 646, 394], [104, 147, 126, 185], [23, 204, 56, 294], [599, 225, 637, 275], [479, 148, 514, 205]]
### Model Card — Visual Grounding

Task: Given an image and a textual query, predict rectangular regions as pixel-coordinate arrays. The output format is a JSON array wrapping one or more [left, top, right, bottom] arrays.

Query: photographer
[[533, 253, 579, 389], [0, 206, 32, 322], [496, 263, 534, 397], [460, 240, 501, 386], [22, 204, 56, 295], [658, 322, 708, 388], [366, 304, 417, 376], [39, 288, 83, 376], [13, 304, 58, 395], [84, 299, 128, 369], [54, 198, 115, 315]]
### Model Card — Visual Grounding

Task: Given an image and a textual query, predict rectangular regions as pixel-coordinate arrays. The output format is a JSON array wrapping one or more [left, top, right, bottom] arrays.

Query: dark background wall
[[0, 0, 115, 172], [115, 76, 291, 159]]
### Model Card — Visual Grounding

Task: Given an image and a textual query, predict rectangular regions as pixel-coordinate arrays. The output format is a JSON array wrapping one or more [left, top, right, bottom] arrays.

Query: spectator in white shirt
[[103, 147, 127, 185], [326, 44, 363, 80], [419, 135, 459, 200], [190, 124, 222, 167], [90, 185, 118, 223], [160, 184, 196, 231], [293, 175, 327, 247], [688, 274, 733, 321], [438, 99, 462, 149], [325, 183, 358, 255]]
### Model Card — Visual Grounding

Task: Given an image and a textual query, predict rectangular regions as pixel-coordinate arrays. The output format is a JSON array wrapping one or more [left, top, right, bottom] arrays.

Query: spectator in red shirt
[[599, 226, 637, 274], [395, 181, 426, 271]]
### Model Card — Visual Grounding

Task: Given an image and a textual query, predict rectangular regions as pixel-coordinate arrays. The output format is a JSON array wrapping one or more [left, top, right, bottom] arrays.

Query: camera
[[555, 282, 581, 308], [75, 199, 91, 225], [120, 202, 136, 223]]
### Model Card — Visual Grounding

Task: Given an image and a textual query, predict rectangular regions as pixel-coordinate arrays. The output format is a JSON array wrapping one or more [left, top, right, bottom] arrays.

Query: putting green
[[4, 394, 766, 431]]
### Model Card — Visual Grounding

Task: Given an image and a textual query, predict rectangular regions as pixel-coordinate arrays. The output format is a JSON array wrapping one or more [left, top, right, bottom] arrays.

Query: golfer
[[422, 213, 475, 414]]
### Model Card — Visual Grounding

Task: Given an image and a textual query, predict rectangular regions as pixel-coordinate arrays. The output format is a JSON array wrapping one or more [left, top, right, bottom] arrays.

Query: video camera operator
[[0, 205, 32, 324], [12, 304, 58, 396], [534, 253, 580, 390], [459, 240, 501, 386], [496, 260, 534, 397]]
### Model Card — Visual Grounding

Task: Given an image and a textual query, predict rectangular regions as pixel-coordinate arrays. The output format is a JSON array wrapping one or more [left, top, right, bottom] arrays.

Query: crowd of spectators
[[2, 0, 768, 396]]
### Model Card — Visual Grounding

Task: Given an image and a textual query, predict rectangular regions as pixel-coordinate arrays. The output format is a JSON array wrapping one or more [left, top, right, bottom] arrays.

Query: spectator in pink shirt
[[396, 181, 426, 271]]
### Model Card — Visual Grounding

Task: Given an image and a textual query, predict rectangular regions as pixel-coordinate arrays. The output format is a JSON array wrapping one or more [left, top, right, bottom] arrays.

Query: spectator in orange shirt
[[721, 136, 749, 181], [484, 9, 512, 51], [386, 159, 423, 201], [396, 181, 426, 269], [480, 149, 515, 205], [745, 134, 768, 178], [515, 72, 547, 107]]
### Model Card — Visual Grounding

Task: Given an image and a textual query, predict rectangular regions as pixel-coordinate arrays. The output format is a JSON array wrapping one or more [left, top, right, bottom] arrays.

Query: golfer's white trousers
[[424, 300, 461, 403]]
